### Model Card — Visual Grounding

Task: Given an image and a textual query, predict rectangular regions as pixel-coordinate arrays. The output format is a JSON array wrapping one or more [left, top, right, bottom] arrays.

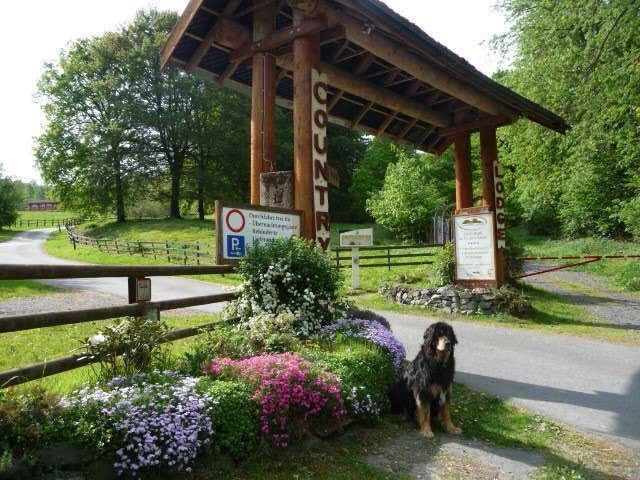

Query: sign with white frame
[[454, 211, 496, 281], [215, 201, 302, 264], [339, 228, 373, 247]]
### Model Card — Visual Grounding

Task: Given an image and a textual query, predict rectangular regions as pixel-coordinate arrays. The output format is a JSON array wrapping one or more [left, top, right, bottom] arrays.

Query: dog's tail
[[389, 379, 414, 417]]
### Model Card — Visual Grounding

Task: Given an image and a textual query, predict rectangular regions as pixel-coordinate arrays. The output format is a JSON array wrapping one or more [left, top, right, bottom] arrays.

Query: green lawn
[[0, 280, 60, 301], [514, 227, 640, 292], [353, 282, 640, 347], [17, 210, 78, 221]]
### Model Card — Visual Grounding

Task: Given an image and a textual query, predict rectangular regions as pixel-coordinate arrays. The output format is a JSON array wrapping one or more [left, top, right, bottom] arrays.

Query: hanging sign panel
[[454, 210, 496, 282], [339, 228, 373, 247], [312, 68, 331, 251], [215, 201, 302, 264]]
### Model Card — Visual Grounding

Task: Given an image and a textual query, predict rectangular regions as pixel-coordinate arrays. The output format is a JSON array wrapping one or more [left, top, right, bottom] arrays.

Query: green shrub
[[198, 379, 259, 458], [231, 237, 345, 336], [179, 323, 256, 375], [493, 286, 531, 316], [616, 262, 640, 291], [504, 230, 525, 282], [246, 312, 301, 353], [0, 387, 66, 461], [432, 242, 455, 286], [78, 316, 170, 379], [304, 339, 397, 423]]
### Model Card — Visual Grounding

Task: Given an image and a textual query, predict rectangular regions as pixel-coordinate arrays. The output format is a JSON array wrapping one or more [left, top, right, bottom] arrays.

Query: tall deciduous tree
[[36, 33, 140, 222], [0, 165, 23, 230], [493, 0, 640, 237]]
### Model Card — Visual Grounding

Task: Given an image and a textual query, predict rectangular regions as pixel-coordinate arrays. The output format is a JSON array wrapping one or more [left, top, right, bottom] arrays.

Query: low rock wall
[[379, 284, 499, 315]]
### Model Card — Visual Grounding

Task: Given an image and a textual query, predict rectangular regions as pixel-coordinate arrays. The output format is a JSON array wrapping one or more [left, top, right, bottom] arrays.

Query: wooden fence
[[0, 264, 236, 388], [12, 217, 84, 231], [66, 225, 215, 265], [333, 244, 437, 270]]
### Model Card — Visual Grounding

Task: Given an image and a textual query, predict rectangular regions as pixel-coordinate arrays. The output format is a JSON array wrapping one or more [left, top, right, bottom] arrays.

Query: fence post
[[351, 247, 360, 290], [196, 244, 201, 265], [183, 244, 188, 265], [166, 242, 171, 262], [388, 248, 391, 271], [138, 241, 144, 257], [72, 235, 77, 251]]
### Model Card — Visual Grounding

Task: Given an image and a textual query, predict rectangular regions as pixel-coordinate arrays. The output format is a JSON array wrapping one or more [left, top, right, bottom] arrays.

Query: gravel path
[[523, 261, 640, 329]]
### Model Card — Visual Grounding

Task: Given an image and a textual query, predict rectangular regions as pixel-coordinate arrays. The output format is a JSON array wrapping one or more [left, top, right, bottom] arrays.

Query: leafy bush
[[63, 371, 217, 476], [0, 387, 65, 461], [231, 237, 344, 336], [319, 318, 405, 371], [204, 353, 345, 447], [246, 312, 301, 353], [79, 316, 169, 379], [618, 197, 640, 238], [179, 323, 257, 375], [616, 262, 640, 291], [503, 230, 525, 282], [493, 286, 531, 316], [0, 167, 22, 230], [344, 306, 391, 330], [432, 242, 455, 286], [198, 380, 259, 458], [304, 340, 397, 422]]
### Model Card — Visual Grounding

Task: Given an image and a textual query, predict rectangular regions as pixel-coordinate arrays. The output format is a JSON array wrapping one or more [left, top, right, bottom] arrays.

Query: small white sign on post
[[215, 201, 302, 264], [339, 228, 373, 247], [339, 228, 373, 290], [454, 212, 496, 282]]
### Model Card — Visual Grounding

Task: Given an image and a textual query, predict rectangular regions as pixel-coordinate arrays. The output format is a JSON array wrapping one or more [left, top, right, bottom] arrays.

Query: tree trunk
[[169, 156, 183, 219], [114, 155, 126, 223], [197, 155, 205, 221]]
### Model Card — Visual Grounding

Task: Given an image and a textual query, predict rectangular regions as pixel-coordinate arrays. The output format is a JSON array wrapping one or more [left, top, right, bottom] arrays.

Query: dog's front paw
[[446, 426, 462, 435], [420, 430, 435, 438]]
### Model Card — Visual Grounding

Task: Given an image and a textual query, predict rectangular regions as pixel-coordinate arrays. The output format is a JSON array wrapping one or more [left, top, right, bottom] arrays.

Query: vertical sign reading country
[[311, 68, 330, 251]]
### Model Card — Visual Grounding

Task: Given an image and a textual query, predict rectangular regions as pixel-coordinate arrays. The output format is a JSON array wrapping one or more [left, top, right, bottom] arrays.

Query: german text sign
[[454, 212, 496, 281], [339, 228, 373, 247], [215, 201, 302, 264]]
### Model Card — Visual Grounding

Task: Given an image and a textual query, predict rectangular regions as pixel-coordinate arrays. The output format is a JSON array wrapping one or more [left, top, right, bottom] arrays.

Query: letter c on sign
[[314, 109, 327, 129], [313, 81, 328, 105]]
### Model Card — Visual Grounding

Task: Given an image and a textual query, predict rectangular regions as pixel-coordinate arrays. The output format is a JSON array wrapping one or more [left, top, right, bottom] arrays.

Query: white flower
[[89, 333, 107, 346]]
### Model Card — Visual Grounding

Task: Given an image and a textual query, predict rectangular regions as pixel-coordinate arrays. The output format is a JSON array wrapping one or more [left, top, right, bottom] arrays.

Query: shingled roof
[[161, 0, 568, 153]]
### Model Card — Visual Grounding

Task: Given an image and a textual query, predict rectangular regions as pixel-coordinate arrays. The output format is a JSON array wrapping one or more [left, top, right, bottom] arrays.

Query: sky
[[0, 0, 508, 183]]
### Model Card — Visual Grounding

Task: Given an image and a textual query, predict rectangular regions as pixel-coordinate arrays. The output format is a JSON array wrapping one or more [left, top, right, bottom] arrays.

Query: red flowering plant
[[204, 353, 346, 447]]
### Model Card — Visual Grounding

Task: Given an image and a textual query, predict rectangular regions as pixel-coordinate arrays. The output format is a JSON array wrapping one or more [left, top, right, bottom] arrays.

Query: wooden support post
[[250, 7, 277, 205], [292, 14, 321, 240], [454, 133, 473, 210], [480, 126, 505, 286]]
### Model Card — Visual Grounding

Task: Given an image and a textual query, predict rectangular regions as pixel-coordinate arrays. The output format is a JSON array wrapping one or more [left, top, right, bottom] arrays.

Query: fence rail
[[334, 244, 438, 270], [0, 263, 236, 388], [66, 225, 215, 265], [12, 217, 84, 230]]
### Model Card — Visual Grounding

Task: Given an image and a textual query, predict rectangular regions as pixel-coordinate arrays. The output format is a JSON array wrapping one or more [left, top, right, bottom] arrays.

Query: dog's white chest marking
[[439, 392, 446, 406]]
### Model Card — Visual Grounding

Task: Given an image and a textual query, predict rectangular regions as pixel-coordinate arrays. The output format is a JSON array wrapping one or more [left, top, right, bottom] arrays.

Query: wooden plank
[[318, 2, 517, 118], [229, 17, 327, 63], [160, 0, 205, 69], [376, 110, 397, 135], [437, 115, 514, 137], [217, 61, 241, 85], [353, 53, 375, 75], [396, 118, 417, 140], [327, 89, 343, 111], [0, 264, 234, 280], [351, 101, 373, 128]]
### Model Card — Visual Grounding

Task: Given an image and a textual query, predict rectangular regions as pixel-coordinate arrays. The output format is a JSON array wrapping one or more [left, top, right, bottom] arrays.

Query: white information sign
[[340, 228, 373, 247], [216, 201, 302, 264], [454, 213, 496, 281]]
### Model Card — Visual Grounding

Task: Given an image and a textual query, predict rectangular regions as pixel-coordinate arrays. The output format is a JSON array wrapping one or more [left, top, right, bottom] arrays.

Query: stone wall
[[378, 284, 500, 315]]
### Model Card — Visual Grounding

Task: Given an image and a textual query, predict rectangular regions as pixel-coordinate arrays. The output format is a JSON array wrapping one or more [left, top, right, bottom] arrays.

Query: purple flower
[[320, 318, 406, 371]]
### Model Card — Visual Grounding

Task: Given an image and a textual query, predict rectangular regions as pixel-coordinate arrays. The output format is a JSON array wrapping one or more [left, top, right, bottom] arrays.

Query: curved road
[[1, 230, 639, 453]]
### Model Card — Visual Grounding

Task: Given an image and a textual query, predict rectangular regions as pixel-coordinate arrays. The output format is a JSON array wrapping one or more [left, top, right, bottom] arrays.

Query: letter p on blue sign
[[227, 235, 245, 258]]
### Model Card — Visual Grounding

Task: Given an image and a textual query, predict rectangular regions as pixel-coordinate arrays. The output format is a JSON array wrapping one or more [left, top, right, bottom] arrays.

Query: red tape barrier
[[515, 254, 640, 279]]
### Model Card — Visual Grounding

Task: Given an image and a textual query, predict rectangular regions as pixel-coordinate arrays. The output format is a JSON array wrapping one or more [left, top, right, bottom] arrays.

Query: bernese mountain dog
[[392, 321, 461, 438]]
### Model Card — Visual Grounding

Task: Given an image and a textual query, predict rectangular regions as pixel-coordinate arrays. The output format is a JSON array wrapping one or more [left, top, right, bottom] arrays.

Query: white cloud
[[0, 0, 507, 182]]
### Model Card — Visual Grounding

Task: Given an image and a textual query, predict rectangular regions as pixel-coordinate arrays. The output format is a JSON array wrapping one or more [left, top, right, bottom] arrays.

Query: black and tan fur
[[393, 322, 461, 438]]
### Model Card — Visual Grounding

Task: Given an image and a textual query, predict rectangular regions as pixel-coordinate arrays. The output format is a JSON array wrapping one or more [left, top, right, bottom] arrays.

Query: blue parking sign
[[227, 235, 245, 258]]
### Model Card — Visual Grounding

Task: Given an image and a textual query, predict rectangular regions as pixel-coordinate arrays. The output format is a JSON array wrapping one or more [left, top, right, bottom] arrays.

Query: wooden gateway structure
[[161, 0, 568, 287]]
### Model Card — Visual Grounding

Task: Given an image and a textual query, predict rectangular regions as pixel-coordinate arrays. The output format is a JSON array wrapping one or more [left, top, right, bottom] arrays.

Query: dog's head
[[423, 322, 458, 362]]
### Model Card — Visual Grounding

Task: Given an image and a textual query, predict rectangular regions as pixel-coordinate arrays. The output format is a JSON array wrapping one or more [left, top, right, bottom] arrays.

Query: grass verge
[[0, 281, 60, 301], [352, 283, 640, 347]]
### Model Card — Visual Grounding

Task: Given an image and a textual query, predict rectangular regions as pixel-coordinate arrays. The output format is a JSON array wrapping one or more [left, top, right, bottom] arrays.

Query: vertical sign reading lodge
[[311, 68, 330, 251], [493, 161, 506, 249]]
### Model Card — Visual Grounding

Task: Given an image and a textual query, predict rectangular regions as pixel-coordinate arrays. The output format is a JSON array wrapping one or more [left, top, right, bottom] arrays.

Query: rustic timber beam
[[328, 89, 344, 111], [218, 60, 241, 85], [229, 16, 328, 63], [352, 101, 373, 128], [417, 126, 436, 146], [185, 0, 247, 73], [376, 110, 397, 135], [354, 53, 374, 75], [160, 0, 205, 69], [317, 2, 517, 118], [235, 0, 276, 18], [437, 115, 515, 137], [278, 55, 450, 127], [397, 118, 417, 140]]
